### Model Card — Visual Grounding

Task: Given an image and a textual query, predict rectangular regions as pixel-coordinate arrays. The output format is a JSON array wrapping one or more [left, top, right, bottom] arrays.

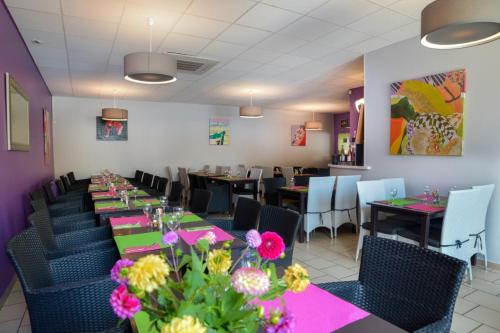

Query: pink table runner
[[256, 284, 369, 332], [177, 226, 234, 245], [286, 185, 307, 190], [406, 203, 445, 213], [110, 215, 149, 227], [92, 191, 115, 199]]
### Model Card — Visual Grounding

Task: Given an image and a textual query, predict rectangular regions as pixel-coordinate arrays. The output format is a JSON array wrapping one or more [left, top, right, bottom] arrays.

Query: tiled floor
[[1, 230, 500, 332]]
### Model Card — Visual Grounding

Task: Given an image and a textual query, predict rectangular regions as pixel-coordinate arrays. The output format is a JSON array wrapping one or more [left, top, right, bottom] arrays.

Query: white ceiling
[[5, 0, 431, 112]]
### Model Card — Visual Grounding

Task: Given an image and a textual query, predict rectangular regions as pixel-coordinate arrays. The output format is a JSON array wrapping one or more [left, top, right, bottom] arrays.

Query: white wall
[[361, 37, 500, 263], [53, 96, 332, 180]]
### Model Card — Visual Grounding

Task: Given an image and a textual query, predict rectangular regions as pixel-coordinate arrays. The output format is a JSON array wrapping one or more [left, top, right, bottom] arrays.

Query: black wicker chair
[[318, 236, 467, 333], [6, 227, 129, 333], [156, 177, 168, 195], [197, 175, 230, 213], [189, 189, 213, 218], [31, 199, 96, 233], [30, 188, 82, 216], [209, 197, 261, 231], [127, 170, 144, 185], [141, 173, 154, 189], [60, 175, 87, 193], [42, 182, 84, 205], [168, 181, 182, 207], [28, 210, 114, 259], [67, 171, 90, 185], [263, 177, 286, 206]]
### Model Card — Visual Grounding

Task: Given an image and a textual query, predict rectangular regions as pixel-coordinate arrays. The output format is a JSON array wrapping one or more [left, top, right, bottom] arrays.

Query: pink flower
[[199, 231, 217, 245], [110, 259, 134, 284], [265, 310, 295, 333], [162, 231, 179, 246], [231, 267, 270, 296], [110, 284, 141, 319], [246, 229, 262, 248], [257, 232, 285, 260]]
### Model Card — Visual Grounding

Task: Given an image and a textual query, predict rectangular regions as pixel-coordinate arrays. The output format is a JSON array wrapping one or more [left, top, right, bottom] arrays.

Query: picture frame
[[5, 72, 30, 151]]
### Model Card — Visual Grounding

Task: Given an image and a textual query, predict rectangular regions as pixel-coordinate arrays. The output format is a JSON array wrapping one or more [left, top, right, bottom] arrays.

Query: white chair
[[165, 166, 173, 196], [332, 175, 361, 237], [355, 180, 409, 261], [202, 165, 211, 172], [398, 189, 482, 281], [261, 167, 274, 178], [215, 165, 231, 175], [232, 167, 263, 203], [382, 178, 406, 199], [234, 164, 248, 177], [470, 184, 495, 269], [177, 167, 190, 207], [282, 167, 295, 186], [304, 176, 336, 242]]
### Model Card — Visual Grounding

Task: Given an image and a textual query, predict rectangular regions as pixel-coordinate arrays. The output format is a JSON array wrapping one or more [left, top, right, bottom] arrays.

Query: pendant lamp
[[305, 112, 323, 131], [124, 18, 177, 84], [102, 92, 128, 121], [239, 91, 263, 118]]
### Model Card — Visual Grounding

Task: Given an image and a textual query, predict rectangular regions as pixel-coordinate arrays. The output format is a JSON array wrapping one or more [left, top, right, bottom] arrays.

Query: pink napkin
[[406, 203, 445, 213], [415, 194, 433, 202], [255, 284, 369, 332], [288, 186, 307, 190], [110, 215, 149, 227], [92, 191, 114, 198], [178, 226, 234, 245], [124, 243, 161, 254]]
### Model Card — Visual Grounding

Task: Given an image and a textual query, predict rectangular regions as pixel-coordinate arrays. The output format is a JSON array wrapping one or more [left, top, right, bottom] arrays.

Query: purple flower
[[245, 229, 262, 248], [162, 231, 179, 246], [110, 259, 134, 284], [265, 310, 295, 333], [110, 284, 141, 320]]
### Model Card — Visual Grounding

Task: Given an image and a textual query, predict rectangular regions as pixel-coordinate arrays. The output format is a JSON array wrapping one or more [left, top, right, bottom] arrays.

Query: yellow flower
[[128, 254, 170, 293], [283, 263, 310, 293], [161, 315, 207, 333], [207, 249, 232, 275]]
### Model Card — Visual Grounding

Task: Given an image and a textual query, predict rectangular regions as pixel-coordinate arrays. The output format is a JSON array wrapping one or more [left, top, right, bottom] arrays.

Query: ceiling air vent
[[169, 53, 218, 74]]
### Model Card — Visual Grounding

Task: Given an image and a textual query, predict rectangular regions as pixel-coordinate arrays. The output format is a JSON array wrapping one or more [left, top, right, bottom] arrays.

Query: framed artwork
[[96, 116, 128, 141], [340, 119, 349, 128], [43, 108, 50, 165], [337, 133, 350, 153], [5, 73, 30, 151], [209, 118, 230, 145], [291, 125, 306, 146], [390, 69, 465, 156]]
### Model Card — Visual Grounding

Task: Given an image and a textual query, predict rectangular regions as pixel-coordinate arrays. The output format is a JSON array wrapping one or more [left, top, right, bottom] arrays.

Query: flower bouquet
[[109, 229, 310, 333]]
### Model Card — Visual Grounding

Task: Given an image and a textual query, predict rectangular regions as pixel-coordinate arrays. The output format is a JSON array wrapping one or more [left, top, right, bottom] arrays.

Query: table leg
[[370, 206, 378, 236], [278, 191, 283, 207], [227, 183, 233, 215], [253, 180, 258, 200], [419, 215, 431, 248], [298, 193, 306, 243]]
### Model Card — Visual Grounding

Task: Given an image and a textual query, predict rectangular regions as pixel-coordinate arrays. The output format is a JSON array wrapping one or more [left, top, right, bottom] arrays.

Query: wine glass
[[159, 196, 168, 211], [423, 185, 431, 202], [143, 203, 153, 225], [119, 190, 126, 203], [165, 213, 180, 232], [132, 187, 138, 202], [389, 188, 398, 204], [432, 188, 440, 204], [290, 177, 295, 187], [172, 206, 184, 220]]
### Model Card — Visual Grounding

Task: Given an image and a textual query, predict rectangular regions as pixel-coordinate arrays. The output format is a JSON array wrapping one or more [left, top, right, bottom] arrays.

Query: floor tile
[[4, 291, 25, 306], [459, 284, 477, 298], [311, 274, 339, 284], [468, 279, 500, 296], [0, 319, 21, 333], [472, 268, 500, 283], [454, 298, 479, 315], [20, 310, 30, 327], [472, 325, 500, 333], [302, 266, 326, 279], [305, 257, 336, 269], [0, 303, 25, 323], [451, 313, 481, 333], [321, 265, 355, 279], [18, 325, 31, 333], [465, 306, 500, 329], [465, 291, 500, 313]]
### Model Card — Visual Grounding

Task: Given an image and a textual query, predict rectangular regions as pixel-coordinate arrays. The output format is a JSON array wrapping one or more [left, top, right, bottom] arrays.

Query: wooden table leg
[[298, 193, 306, 243], [419, 215, 431, 248], [370, 206, 378, 236]]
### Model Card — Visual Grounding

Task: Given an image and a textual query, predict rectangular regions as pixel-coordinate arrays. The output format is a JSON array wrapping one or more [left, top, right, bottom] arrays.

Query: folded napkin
[[124, 243, 161, 254], [177, 226, 234, 245], [110, 215, 149, 228], [114, 232, 166, 254], [406, 203, 445, 213]]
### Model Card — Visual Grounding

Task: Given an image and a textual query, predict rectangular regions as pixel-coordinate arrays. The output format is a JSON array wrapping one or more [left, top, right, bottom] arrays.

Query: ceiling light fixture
[[102, 91, 128, 121], [124, 18, 177, 84], [305, 112, 323, 131], [239, 90, 264, 118], [421, 0, 500, 49]]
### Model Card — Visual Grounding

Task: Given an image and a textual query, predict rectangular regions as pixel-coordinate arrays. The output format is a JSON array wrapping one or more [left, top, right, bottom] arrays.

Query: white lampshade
[[102, 108, 128, 121], [124, 52, 177, 84], [421, 0, 500, 49], [239, 106, 263, 118], [305, 121, 323, 131]]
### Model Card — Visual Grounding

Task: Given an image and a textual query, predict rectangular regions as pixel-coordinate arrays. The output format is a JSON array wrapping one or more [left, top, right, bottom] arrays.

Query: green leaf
[[391, 97, 416, 121]]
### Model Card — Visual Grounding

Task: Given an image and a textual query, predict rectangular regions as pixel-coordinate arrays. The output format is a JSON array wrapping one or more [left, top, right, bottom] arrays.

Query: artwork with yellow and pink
[[390, 69, 465, 156], [291, 125, 306, 146]]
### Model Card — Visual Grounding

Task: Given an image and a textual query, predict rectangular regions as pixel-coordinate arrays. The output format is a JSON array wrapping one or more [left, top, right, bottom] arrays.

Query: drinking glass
[[159, 196, 168, 211], [424, 185, 431, 202], [165, 213, 180, 232], [389, 188, 398, 204], [143, 204, 153, 225], [172, 206, 184, 221], [432, 188, 440, 204], [119, 190, 126, 203], [290, 177, 295, 187], [132, 187, 138, 202]]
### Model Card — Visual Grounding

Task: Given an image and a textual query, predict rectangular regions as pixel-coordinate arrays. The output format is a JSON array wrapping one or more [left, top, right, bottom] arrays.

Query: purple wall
[[332, 112, 350, 155], [349, 86, 364, 140], [0, 1, 53, 296]]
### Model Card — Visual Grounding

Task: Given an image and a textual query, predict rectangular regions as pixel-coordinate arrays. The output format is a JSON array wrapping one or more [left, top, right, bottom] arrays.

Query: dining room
[[1, 0, 500, 333]]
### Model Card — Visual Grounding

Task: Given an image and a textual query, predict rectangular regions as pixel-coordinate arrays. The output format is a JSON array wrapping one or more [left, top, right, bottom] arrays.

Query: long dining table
[[368, 195, 447, 248], [108, 213, 406, 333]]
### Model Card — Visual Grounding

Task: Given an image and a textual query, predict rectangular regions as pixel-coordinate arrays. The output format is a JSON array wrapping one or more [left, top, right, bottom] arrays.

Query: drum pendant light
[[305, 112, 323, 131], [239, 91, 263, 118], [124, 18, 177, 84], [421, 0, 500, 49], [102, 92, 128, 121]]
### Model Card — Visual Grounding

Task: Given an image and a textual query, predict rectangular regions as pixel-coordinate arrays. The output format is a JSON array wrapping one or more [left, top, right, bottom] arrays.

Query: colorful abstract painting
[[390, 69, 465, 156], [291, 125, 306, 146], [209, 118, 230, 145], [96, 117, 128, 141]]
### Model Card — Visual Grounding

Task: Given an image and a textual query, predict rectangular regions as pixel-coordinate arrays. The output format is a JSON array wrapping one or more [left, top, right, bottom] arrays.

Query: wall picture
[[209, 118, 230, 145], [96, 117, 128, 141], [340, 119, 349, 128], [390, 69, 465, 156], [43, 108, 50, 165], [291, 125, 306, 146], [5, 73, 30, 151]]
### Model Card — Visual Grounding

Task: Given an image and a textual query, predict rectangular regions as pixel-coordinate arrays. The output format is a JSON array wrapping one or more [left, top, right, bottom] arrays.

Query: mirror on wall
[[6, 72, 30, 151]]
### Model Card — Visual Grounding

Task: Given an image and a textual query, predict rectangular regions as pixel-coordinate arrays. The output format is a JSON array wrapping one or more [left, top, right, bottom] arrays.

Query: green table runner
[[114, 232, 166, 254], [130, 190, 149, 196], [382, 199, 419, 206], [134, 199, 161, 207], [95, 201, 128, 210], [162, 213, 203, 224]]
